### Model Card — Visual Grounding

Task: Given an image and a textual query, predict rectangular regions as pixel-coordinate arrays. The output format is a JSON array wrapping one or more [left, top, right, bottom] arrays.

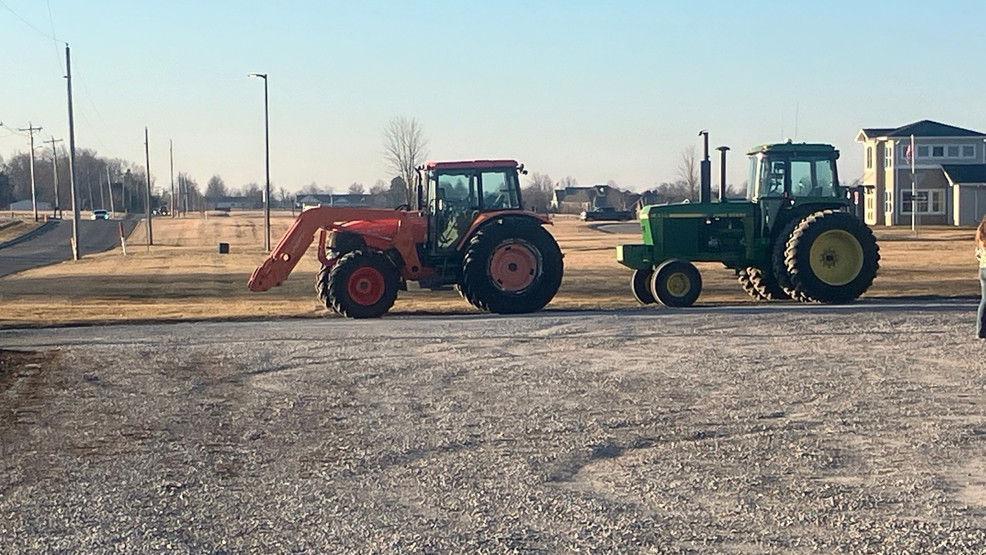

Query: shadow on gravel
[[396, 297, 979, 321]]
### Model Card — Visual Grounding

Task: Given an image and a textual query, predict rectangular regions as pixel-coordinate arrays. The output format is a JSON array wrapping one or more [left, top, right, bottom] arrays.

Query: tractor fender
[[455, 210, 552, 251], [772, 202, 849, 241]]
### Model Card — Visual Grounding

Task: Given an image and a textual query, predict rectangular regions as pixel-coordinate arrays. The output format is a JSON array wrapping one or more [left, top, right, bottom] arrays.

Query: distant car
[[92, 209, 110, 220], [579, 208, 634, 222]]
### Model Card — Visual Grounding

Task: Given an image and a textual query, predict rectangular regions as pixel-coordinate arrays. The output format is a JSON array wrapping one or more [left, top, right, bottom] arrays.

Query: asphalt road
[[0, 219, 138, 278], [592, 222, 639, 234], [1, 300, 984, 551]]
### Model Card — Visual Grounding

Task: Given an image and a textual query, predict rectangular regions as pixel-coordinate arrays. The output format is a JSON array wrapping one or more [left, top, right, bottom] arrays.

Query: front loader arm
[[247, 206, 413, 292]]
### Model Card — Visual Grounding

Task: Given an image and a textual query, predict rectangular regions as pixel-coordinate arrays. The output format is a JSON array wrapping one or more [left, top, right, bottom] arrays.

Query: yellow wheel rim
[[809, 230, 864, 286], [666, 272, 691, 297]]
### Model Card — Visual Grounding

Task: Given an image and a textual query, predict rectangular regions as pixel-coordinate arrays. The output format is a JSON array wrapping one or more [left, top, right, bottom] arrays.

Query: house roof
[[941, 164, 986, 184], [857, 120, 986, 141]]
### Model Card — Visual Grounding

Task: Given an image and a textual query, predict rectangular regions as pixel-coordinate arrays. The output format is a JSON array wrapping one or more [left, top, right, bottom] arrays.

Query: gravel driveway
[[1, 300, 985, 552]]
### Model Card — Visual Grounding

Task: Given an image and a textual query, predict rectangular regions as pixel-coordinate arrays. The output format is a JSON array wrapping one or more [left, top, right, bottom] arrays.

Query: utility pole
[[18, 123, 43, 222], [249, 72, 271, 251], [144, 127, 153, 246], [169, 139, 175, 218], [105, 166, 115, 214], [65, 44, 81, 260], [182, 173, 189, 215], [98, 165, 105, 209], [46, 137, 62, 218]]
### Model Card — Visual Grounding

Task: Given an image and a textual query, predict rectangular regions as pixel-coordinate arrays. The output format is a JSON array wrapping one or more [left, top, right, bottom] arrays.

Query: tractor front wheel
[[325, 251, 399, 318], [460, 222, 563, 314], [650, 259, 702, 307], [631, 269, 656, 304]]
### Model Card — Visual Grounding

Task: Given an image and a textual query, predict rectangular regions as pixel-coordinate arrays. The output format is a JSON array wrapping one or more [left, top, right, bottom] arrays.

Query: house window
[[916, 145, 929, 158], [884, 147, 892, 168], [947, 145, 960, 157], [962, 145, 976, 158], [884, 191, 893, 213], [932, 146, 945, 157], [901, 190, 946, 215], [866, 146, 873, 169]]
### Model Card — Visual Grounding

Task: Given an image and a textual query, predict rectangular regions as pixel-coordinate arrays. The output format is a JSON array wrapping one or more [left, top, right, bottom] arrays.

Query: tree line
[[1, 116, 744, 216], [0, 148, 210, 215]]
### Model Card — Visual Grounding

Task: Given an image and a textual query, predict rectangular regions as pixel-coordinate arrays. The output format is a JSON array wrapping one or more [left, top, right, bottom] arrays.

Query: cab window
[[760, 159, 787, 196], [480, 171, 521, 210], [433, 171, 477, 210], [790, 159, 836, 197]]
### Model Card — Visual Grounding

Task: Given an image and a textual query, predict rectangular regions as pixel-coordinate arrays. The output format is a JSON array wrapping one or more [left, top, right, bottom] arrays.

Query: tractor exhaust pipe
[[698, 130, 711, 204], [716, 146, 730, 202]]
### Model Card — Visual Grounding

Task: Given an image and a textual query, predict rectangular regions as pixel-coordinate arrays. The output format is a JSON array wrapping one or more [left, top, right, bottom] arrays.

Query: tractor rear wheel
[[650, 259, 702, 307], [315, 265, 335, 311], [738, 267, 788, 301], [325, 251, 399, 318], [631, 269, 656, 304], [772, 218, 813, 303], [784, 210, 879, 303], [460, 222, 563, 314]]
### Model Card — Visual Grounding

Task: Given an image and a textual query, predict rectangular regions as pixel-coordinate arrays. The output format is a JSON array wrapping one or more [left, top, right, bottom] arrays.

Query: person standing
[[977, 215, 986, 339]]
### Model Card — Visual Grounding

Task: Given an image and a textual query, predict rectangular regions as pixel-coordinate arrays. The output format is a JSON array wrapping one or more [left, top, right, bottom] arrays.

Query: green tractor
[[617, 132, 879, 307]]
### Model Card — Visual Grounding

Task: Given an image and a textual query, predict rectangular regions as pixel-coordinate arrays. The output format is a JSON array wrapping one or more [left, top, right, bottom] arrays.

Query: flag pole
[[910, 134, 917, 236]]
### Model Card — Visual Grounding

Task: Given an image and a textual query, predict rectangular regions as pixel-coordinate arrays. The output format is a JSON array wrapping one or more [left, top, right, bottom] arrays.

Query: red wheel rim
[[347, 266, 386, 305], [489, 241, 540, 293]]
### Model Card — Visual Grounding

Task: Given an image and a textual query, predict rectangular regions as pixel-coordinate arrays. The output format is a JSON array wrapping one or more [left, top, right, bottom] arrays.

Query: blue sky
[[3, 0, 985, 193]]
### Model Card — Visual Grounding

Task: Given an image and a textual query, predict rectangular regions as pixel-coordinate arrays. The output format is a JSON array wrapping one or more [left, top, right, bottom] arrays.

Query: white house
[[856, 120, 986, 226], [9, 200, 52, 211]]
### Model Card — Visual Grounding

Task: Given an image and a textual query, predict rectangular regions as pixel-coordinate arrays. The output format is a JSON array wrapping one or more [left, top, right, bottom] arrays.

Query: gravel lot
[[1, 301, 985, 552]]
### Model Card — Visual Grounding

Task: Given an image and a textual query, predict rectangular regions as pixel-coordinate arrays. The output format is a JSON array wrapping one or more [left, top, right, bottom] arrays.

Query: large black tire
[[737, 267, 763, 300], [784, 210, 880, 304], [325, 251, 400, 318], [738, 266, 788, 301], [460, 221, 563, 314], [631, 269, 656, 304], [771, 218, 813, 303], [650, 259, 702, 307], [315, 265, 334, 310]]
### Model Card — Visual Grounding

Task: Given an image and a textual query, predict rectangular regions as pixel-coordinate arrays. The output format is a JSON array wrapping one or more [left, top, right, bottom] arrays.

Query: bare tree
[[347, 182, 365, 194], [383, 116, 428, 205], [557, 176, 578, 188], [522, 172, 554, 213], [676, 146, 699, 201], [205, 175, 228, 199]]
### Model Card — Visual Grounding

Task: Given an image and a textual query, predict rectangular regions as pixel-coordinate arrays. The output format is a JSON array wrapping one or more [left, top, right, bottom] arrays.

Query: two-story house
[[856, 120, 986, 226]]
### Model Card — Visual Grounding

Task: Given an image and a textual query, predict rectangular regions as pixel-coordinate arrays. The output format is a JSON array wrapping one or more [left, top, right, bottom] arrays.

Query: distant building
[[296, 193, 374, 211], [550, 185, 635, 214], [208, 196, 262, 211], [856, 120, 986, 226], [8, 200, 52, 211]]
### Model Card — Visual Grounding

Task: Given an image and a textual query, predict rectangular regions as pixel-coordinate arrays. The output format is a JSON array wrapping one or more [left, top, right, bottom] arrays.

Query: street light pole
[[144, 126, 153, 246], [249, 72, 271, 252], [65, 44, 81, 261]]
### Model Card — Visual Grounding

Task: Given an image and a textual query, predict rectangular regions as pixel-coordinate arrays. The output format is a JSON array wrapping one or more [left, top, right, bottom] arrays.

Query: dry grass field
[[0, 219, 42, 244], [0, 211, 980, 328]]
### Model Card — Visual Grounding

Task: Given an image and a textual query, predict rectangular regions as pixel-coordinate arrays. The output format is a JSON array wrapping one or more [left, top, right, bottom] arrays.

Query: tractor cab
[[417, 160, 525, 251], [746, 143, 847, 236]]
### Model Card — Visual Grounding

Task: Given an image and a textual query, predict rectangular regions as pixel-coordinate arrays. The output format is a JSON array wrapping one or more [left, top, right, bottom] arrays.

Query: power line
[[0, 0, 59, 41], [46, 0, 64, 74]]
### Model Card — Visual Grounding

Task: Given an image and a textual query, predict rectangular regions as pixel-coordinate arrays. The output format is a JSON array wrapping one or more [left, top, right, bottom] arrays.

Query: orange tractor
[[248, 160, 564, 318]]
